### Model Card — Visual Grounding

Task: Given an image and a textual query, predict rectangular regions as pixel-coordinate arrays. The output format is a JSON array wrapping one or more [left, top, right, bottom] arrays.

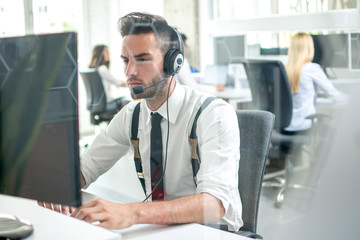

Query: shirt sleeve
[[309, 63, 348, 103], [80, 103, 134, 188], [98, 65, 125, 87], [195, 99, 243, 231]]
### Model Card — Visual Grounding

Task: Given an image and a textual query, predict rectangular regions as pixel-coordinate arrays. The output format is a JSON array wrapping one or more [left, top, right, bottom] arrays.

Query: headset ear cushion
[[164, 49, 183, 76], [163, 49, 176, 75]]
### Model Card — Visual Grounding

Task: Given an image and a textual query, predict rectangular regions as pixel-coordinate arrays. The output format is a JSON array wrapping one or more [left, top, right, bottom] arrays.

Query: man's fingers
[[71, 199, 98, 217], [53, 204, 61, 212], [44, 202, 52, 209], [69, 206, 76, 214], [37, 201, 73, 215]]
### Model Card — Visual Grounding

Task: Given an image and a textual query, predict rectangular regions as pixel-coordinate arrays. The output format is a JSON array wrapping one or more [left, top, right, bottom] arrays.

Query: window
[[0, 0, 25, 36], [212, 0, 357, 20]]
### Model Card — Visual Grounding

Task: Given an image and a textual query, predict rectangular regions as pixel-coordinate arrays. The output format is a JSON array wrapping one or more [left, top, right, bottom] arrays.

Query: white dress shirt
[[81, 83, 243, 231], [285, 62, 348, 131]]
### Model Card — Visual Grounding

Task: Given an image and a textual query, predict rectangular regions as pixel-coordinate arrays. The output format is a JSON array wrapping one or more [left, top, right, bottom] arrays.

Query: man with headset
[[47, 12, 242, 231]]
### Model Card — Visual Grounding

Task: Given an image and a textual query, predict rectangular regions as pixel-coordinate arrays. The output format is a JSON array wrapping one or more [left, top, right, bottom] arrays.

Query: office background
[[1, 1, 359, 239], [1, 0, 359, 137]]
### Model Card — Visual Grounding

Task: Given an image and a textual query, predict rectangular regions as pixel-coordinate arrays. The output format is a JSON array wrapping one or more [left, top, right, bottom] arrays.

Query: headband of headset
[[163, 27, 184, 76]]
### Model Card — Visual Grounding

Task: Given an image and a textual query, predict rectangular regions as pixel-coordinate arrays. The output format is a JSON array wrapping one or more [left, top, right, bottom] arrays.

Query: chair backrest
[[237, 110, 275, 234], [241, 59, 292, 131], [79, 69, 107, 114]]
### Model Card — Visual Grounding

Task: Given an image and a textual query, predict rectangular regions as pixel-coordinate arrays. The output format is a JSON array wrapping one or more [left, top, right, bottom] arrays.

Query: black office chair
[[236, 110, 275, 239], [80, 69, 129, 125], [241, 59, 321, 208]]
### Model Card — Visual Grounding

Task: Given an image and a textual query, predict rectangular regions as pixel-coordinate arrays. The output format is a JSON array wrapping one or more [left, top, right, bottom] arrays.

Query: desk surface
[[0, 194, 249, 240], [212, 88, 252, 100]]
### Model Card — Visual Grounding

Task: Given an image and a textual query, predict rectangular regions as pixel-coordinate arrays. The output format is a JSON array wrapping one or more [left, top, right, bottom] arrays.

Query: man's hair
[[118, 12, 179, 56]]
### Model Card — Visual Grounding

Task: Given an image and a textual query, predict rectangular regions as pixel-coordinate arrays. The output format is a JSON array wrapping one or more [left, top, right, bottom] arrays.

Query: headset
[[163, 27, 184, 76], [132, 26, 184, 95]]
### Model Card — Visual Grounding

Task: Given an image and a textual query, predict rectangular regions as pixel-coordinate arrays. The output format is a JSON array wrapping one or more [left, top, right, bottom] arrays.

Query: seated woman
[[285, 32, 348, 132], [89, 45, 126, 101]]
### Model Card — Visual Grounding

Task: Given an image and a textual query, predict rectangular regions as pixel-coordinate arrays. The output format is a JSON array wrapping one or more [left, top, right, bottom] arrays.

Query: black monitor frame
[[311, 33, 349, 74], [0, 32, 81, 207]]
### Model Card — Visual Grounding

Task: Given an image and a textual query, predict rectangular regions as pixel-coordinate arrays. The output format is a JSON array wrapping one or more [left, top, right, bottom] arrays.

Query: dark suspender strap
[[189, 97, 216, 186], [131, 102, 146, 194], [131, 103, 141, 141]]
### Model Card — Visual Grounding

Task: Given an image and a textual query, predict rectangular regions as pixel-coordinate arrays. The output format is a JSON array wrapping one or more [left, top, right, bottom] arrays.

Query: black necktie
[[150, 112, 164, 200]]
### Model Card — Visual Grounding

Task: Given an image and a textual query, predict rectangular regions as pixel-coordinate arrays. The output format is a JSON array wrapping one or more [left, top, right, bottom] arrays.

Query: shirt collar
[[143, 83, 185, 125]]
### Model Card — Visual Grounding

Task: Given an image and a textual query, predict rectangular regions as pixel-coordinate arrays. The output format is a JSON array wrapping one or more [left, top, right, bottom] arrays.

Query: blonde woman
[[285, 33, 347, 132]]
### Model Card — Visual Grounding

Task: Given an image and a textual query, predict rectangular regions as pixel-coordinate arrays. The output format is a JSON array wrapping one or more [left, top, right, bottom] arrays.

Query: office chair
[[80, 69, 129, 125], [241, 59, 321, 208], [235, 110, 275, 239]]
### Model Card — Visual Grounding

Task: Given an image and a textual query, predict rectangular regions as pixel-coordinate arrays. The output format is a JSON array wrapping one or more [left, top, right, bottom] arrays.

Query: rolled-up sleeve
[[195, 100, 243, 231], [80, 103, 135, 188]]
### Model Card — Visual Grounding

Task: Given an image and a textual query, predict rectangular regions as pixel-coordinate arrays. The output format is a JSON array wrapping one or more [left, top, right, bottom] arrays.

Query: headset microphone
[[132, 78, 168, 94]]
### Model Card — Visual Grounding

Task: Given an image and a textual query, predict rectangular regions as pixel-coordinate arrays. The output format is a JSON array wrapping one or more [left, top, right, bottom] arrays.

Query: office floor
[[257, 154, 318, 240]]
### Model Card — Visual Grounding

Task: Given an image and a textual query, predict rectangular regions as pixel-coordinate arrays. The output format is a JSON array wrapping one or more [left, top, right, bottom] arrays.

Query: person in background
[[89, 44, 127, 101], [176, 32, 225, 92], [285, 32, 348, 132], [180, 33, 199, 73]]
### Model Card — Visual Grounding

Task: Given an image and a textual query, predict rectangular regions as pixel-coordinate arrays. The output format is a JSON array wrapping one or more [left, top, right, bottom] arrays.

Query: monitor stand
[[0, 213, 33, 239]]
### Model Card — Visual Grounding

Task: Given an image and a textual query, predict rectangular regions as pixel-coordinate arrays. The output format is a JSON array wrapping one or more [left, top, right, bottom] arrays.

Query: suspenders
[[130, 97, 216, 195], [131, 103, 146, 193], [189, 97, 216, 186]]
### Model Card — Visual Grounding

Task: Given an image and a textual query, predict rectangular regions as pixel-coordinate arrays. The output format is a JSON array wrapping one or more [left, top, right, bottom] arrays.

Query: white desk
[[0, 194, 120, 240], [211, 88, 252, 109], [116, 223, 248, 240], [0, 194, 249, 240]]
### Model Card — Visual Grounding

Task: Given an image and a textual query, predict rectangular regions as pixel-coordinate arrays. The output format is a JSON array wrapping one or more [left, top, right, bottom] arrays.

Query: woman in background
[[285, 32, 348, 132], [89, 45, 126, 101]]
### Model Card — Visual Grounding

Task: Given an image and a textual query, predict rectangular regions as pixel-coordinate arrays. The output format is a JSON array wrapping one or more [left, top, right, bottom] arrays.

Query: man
[[44, 12, 242, 231]]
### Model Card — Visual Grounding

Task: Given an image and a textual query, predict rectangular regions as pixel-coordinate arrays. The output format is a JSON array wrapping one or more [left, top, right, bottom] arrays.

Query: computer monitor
[[203, 64, 229, 86], [0, 32, 81, 207], [311, 33, 349, 69], [214, 35, 246, 64]]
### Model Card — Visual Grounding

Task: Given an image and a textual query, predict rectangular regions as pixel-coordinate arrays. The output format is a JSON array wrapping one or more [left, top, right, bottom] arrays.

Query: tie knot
[[151, 112, 162, 125]]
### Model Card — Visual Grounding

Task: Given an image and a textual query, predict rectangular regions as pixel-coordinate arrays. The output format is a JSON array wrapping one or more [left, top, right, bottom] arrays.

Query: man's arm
[[71, 192, 224, 229]]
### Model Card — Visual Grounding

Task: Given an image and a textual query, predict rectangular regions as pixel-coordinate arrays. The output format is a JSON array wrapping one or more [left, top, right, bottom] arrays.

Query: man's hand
[[70, 198, 137, 229], [37, 201, 76, 215]]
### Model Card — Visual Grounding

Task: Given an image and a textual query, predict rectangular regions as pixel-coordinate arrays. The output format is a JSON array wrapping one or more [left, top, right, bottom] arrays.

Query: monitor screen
[[214, 35, 246, 64], [0, 32, 81, 207], [312, 33, 349, 69], [203, 64, 228, 86]]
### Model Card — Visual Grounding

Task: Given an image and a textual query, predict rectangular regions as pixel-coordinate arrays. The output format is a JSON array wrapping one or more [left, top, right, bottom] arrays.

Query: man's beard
[[130, 74, 168, 100]]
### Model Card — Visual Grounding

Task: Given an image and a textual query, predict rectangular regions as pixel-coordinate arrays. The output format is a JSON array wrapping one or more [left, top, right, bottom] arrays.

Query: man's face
[[121, 33, 167, 100]]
